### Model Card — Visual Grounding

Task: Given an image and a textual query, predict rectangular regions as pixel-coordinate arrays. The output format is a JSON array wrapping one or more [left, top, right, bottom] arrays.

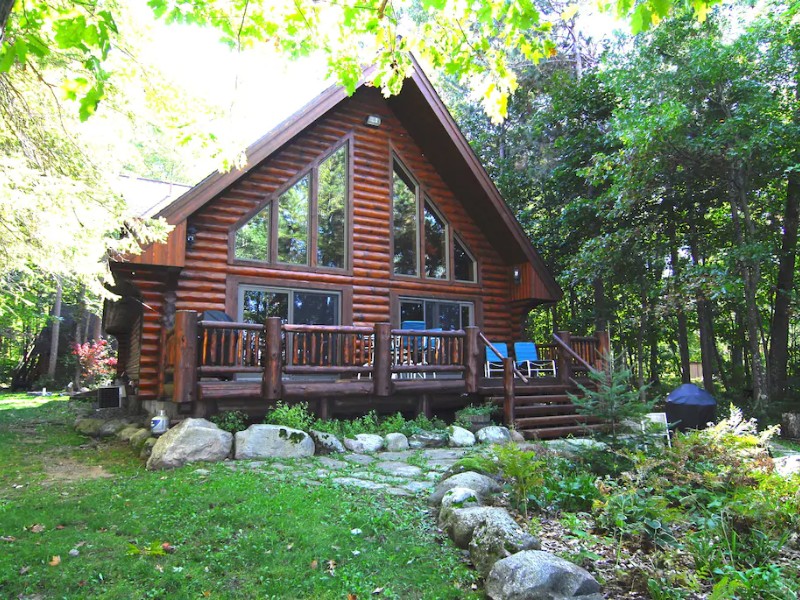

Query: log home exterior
[[105, 60, 608, 438]]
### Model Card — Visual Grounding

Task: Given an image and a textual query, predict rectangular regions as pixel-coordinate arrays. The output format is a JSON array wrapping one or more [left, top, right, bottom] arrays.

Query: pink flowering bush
[[72, 339, 117, 387]]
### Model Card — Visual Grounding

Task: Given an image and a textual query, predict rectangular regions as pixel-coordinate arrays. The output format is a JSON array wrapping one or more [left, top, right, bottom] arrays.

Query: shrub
[[265, 401, 315, 431], [211, 410, 248, 433], [72, 339, 117, 388]]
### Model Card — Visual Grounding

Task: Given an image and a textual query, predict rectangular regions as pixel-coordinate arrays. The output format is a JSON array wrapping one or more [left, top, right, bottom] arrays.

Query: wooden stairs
[[481, 383, 603, 440]]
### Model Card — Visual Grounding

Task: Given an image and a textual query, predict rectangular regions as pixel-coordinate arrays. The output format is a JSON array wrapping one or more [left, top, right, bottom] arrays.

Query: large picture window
[[399, 297, 473, 331], [234, 143, 348, 269], [239, 286, 340, 326], [391, 155, 477, 283]]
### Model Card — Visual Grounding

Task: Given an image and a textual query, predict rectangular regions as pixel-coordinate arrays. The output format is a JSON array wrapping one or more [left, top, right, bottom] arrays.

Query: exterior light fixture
[[513, 266, 521, 285], [186, 225, 197, 248], [364, 114, 382, 127]]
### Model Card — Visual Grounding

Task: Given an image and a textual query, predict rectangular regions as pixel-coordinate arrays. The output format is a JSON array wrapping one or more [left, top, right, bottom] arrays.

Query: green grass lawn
[[0, 394, 480, 599]]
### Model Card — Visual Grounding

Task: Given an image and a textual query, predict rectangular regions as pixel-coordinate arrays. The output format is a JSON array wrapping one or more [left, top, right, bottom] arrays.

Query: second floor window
[[235, 143, 348, 269]]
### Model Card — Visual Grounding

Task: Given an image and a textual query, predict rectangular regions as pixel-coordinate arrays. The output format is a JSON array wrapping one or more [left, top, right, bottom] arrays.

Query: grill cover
[[665, 383, 716, 432]]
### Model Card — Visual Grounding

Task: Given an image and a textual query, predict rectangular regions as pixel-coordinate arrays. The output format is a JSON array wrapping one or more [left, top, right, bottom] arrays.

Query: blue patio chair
[[484, 342, 508, 377], [513, 342, 556, 377], [397, 320, 427, 377]]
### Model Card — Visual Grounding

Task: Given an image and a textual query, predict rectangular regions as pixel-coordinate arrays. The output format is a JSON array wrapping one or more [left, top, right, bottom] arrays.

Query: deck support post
[[595, 330, 610, 370], [557, 330, 572, 385], [464, 326, 480, 393], [318, 397, 331, 420], [373, 323, 392, 397], [502, 357, 515, 427], [263, 317, 282, 401], [173, 310, 199, 407]]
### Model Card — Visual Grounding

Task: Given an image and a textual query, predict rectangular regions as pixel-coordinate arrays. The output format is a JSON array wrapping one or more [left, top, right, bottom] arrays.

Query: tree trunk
[[0, 0, 14, 42], [768, 172, 799, 401], [728, 162, 767, 409], [689, 222, 716, 394], [46, 277, 63, 381], [668, 217, 691, 383], [73, 287, 85, 389], [593, 277, 608, 333]]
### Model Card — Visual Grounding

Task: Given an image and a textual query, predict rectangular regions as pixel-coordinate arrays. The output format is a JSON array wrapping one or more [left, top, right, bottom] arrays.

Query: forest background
[[0, 0, 797, 420]]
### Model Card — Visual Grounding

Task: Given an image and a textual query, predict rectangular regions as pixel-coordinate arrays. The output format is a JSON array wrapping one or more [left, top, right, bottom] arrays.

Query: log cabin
[[104, 57, 608, 439]]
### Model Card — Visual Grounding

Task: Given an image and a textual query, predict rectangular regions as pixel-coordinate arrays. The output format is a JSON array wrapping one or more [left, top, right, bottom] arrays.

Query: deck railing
[[158, 310, 608, 420]]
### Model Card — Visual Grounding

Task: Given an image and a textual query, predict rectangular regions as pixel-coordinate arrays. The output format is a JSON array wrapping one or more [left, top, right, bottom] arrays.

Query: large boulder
[[98, 418, 131, 438], [344, 434, 384, 453], [438, 487, 481, 526], [146, 419, 233, 470], [476, 426, 512, 445], [74, 418, 105, 437], [309, 430, 345, 454], [448, 426, 476, 448], [469, 517, 541, 576], [409, 432, 449, 449], [428, 471, 502, 506], [442, 506, 516, 549], [384, 432, 410, 452], [235, 424, 315, 460], [486, 551, 602, 600], [774, 455, 800, 478]]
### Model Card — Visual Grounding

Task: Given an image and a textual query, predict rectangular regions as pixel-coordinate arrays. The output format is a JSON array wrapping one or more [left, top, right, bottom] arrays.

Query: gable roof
[[155, 56, 562, 302]]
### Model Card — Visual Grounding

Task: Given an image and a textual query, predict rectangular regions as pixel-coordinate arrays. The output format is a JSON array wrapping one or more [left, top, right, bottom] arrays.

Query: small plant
[[210, 410, 248, 433], [569, 349, 655, 450], [265, 401, 315, 431], [454, 403, 496, 429], [493, 443, 545, 519]]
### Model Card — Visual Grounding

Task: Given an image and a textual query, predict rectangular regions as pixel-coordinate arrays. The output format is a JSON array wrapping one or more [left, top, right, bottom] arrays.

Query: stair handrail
[[478, 332, 529, 383], [551, 333, 597, 374]]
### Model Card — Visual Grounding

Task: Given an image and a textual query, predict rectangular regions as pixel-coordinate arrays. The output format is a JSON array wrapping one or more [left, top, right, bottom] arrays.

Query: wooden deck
[[159, 311, 609, 439]]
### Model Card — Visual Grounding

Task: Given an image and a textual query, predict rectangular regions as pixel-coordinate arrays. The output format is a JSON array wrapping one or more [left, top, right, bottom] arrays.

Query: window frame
[[452, 233, 478, 283], [229, 137, 352, 272], [237, 284, 342, 326], [396, 295, 476, 331]]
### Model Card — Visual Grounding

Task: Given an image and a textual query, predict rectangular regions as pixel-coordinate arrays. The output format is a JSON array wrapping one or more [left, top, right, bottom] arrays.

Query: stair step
[[514, 404, 579, 417], [514, 414, 602, 428], [513, 394, 575, 406], [518, 424, 605, 440]]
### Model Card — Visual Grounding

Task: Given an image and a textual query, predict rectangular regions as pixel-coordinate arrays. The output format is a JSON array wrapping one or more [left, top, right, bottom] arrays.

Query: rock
[[98, 419, 131, 438], [486, 550, 602, 600], [428, 471, 502, 506], [375, 461, 422, 478], [476, 426, 512, 445], [116, 425, 141, 441], [384, 432, 410, 451], [409, 432, 449, 449], [510, 430, 525, 444], [74, 418, 105, 436], [469, 517, 541, 576], [447, 426, 476, 447], [139, 437, 157, 460], [442, 507, 516, 549], [234, 424, 315, 460], [544, 438, 607, 459], [774, 455, 800, 478], [438, 487, 481, 526], [309, 430, 345, 454], [146, 419, 233, 470], [344, 434, 383, 453], [129, 428, 152, 450], [781, 412, 800, 439]]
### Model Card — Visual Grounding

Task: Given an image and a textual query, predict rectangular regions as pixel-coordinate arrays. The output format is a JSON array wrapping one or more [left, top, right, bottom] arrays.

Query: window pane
[[278, 175, 309, 264], [400, 300, 424, 324], [392, 164, 417, 276], [317, 146, 347, 268], [293, 292, 339, 325], [454, 237, 476, 282], [460, 304, 472, 329], [424, 200, 447, 279], [241, 289, 289, 324], [235, 205, 270, 261], [425, 300, 460, 330]]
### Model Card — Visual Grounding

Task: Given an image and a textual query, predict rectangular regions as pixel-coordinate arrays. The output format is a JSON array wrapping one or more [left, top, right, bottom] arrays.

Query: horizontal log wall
[[125, 87, 524, 401]]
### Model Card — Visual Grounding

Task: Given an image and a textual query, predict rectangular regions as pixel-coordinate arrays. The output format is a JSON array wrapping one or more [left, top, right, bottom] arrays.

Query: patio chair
[[484, 342, 509, 377], [642, 412, 671, 447], [396, 320, 427, 378], [513, 342, 556, 377]]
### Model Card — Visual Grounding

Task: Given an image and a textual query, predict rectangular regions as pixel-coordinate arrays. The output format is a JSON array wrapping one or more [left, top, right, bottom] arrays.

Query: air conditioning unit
[[97, 386, 122, 409]]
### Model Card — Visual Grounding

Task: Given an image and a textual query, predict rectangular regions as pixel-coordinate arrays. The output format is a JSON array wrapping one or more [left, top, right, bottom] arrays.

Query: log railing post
[[465, 326, 481, 393], [373, 323, 391, 397], [263, 317, 282, 401], [557, 330, 572, 385], [173, 311, 198, 405], [502, 357, 515, 426], [595, 330, 610, 371]]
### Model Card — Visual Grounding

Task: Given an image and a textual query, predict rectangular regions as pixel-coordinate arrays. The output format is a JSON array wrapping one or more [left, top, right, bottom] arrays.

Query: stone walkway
[[221, 447, 476, 497]]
